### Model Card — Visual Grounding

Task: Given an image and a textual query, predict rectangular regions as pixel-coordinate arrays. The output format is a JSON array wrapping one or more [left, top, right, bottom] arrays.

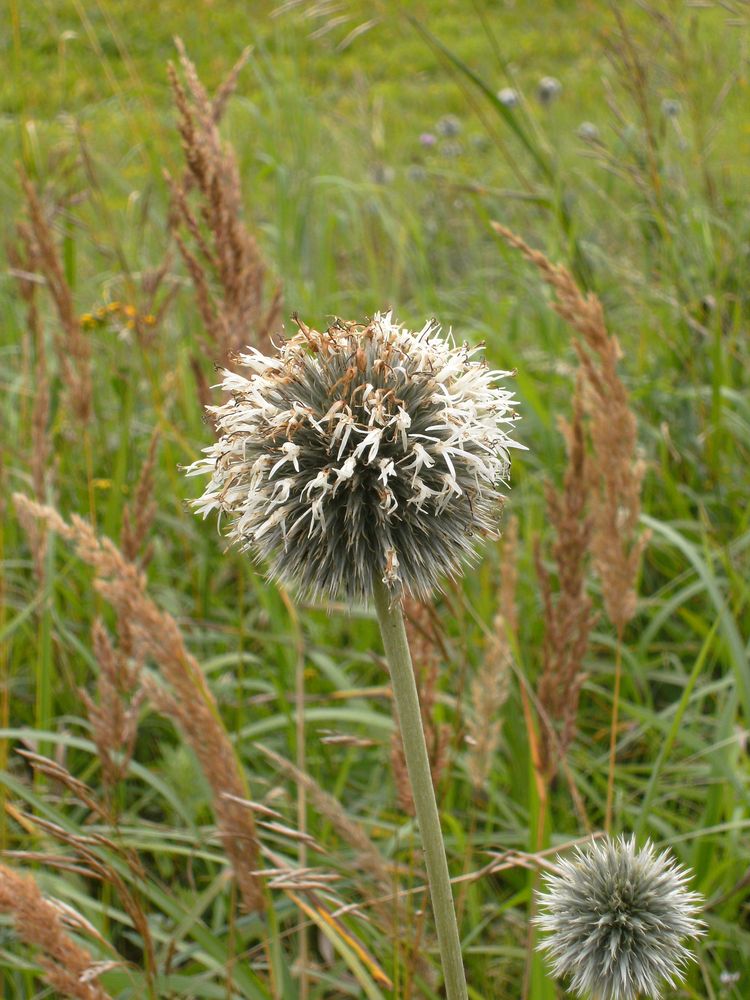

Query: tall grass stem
[[373, 579, 468, 1000], [605, 628, 624, 831]]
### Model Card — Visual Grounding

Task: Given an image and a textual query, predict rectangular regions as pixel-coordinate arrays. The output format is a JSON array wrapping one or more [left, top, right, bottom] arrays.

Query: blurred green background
[[2, 1, 749, 997]]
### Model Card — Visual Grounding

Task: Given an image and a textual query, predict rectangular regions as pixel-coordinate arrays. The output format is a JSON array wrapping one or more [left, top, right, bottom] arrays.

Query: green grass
[[2, 1, 750, 997]]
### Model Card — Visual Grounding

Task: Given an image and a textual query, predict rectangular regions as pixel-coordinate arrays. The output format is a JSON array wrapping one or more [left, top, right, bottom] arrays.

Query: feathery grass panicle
[[257, 743, 417, 952], [9, 752, 158, 979], [492, 223, 647, 632], [12, 494, 265, 913], [257, 744, 393, 897], [536, 836, 704, 1000], [80, 620, 145, 794], [535, 389, 597, 780], [391, 598, 450, 813], [188, 311, 523, 602], [467, 516, 517, 791], [167, 40, 282, 378], [0, 863, 115, 1000], [120, 428, 160, 566], [81, 436, 157, 794], [492, 224, 647, 826]]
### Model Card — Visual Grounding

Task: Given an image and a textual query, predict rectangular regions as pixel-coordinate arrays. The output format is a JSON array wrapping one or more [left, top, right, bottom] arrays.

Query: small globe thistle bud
[[537, 76, 563, 105], [577, 121, 600, 142], [536, 836, 705, 1000], [497, 87, 520, 108], [188, 312, 522, 603], [436, 114, 462, 137], [441, 141, 464, 159]]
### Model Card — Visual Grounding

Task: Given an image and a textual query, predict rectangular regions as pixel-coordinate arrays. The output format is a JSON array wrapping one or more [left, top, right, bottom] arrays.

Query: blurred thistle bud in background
[[537, 75, 563, 105], [661, 97, 682, 118], [497, 86, 520, 108], [577, 120, 600, 142], [436, 114, 462, 137]]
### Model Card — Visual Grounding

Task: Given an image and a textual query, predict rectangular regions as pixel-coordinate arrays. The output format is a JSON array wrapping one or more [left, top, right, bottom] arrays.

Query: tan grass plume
[[0, 863, 115, 1000], [166, 40, 282, 392], [467, 516, 517, 791], [79, 434, 158, 795], [13, 494, 264, 912], [492, 223, 648, 631], [534, 389, 597, 780], [16, 173, 92, 428], [257, 743, 393, 898]]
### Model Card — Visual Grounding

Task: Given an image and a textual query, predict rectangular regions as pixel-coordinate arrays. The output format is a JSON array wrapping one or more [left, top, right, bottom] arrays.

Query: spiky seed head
[[187, 311, 522, 602], [536, 836, 705, 1000]]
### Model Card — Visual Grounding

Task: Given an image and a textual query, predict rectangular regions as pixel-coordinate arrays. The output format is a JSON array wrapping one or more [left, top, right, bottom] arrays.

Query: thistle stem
[[373, 580, 468, 1000]]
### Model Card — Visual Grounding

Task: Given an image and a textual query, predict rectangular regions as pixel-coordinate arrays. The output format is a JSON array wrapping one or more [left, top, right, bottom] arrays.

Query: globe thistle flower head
[[187, 312, 522, 603], [536, 836, 704, 1000]]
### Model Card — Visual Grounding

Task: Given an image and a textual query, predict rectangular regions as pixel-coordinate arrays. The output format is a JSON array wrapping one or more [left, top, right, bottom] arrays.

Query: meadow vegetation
[[1, 1, 749, 997]]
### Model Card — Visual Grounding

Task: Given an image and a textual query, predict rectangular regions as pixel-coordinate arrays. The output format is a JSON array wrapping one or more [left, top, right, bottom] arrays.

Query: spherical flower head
[[536, 836, 705, 1000], [187, 312, 522, 603]]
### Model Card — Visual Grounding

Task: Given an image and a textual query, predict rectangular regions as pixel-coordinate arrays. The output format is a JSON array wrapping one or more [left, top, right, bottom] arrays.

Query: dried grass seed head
[[536, 835, 705, 1000], [188, 312, 522, 602]]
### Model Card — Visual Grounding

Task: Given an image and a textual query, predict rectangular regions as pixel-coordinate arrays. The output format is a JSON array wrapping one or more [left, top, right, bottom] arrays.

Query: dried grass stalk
[[390, 598, 450, 815], [120, 429, 159, 566], [467, 517, 517, 791], [257, 744, 424, 944], [78, 437, 158, 794], [0, 863, 114, 1000], [17, 754, 156, 974], [8, 220, 52, 580], [167, 40, 282, 375], [492, 223, 648, 632], [17, 749, 106, 820], [13, 494, 264, 912], [534, 390, 597, 779], [257, 743, 393, 896], [80, 620, 144, 792], [17, 173, 92, 427]]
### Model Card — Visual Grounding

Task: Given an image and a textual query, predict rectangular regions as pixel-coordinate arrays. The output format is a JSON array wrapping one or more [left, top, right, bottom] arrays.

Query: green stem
[[373, 580, 468, 1000]]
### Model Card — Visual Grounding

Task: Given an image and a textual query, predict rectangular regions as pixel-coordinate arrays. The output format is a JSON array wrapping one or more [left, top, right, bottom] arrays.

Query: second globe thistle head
[[188, 311, 522, 602], [536, 835, 705, 1000]]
